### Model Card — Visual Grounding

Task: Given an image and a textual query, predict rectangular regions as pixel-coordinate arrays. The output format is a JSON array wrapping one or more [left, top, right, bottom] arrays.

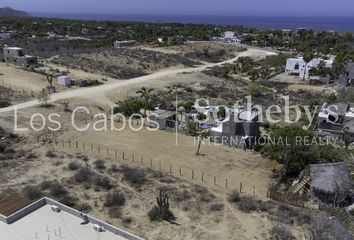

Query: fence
[[0, 80, 35, 98], [268, 185, 308, 207], [39, 130, 259, 196]]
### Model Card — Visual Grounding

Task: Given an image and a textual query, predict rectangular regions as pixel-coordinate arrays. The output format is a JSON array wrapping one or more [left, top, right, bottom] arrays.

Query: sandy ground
[[0, 106, 283, 240], [0, 64, 48, 92], [0, 47, 275, 114]]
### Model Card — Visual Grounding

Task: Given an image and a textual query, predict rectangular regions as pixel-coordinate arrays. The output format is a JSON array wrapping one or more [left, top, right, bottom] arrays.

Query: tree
[[196, 129, 209, 155], [136, 87, 154, 116], [302, 50, 315, 80], [341, 130, 353, 149], [46, 74, 54, 88]]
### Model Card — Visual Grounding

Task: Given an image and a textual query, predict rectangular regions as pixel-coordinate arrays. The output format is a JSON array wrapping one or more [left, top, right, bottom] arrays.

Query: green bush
[[114, 99, 143, 117]]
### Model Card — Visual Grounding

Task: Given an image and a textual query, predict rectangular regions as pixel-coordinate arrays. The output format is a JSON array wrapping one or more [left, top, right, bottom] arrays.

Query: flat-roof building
[[0, 197, 143, 240]]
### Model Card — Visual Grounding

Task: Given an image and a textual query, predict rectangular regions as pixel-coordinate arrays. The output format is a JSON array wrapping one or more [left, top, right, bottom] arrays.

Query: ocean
[[30, 13, 354, 32]]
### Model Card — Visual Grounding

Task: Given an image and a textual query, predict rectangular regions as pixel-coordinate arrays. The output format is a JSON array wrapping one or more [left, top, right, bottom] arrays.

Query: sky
[[2, 0, 354, 16]]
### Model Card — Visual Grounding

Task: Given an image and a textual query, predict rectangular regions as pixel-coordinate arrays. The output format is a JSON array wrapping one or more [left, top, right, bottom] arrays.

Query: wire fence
[[38, 129, 260, 196]]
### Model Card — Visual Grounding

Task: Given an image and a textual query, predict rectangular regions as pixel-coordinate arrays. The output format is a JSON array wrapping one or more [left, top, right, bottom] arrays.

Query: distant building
[[315, 102, 354, 137], [339, 62, 354, 87], [285, 57, 333, 80], [0, 32, 11, 40], [209, 108, 259, 149], [148, 109, 177, 131], [3, 46, 37, 68], [57, 76, 72, 86], [114, 40, 136, 49]]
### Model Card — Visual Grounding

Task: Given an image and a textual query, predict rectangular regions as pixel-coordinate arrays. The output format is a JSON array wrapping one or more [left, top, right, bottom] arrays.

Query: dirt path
[[0, 47, 274, 114]]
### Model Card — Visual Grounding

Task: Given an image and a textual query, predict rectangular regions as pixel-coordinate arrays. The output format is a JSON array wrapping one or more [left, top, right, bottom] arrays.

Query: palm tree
[[196, 130, 209, 155], [136, 87, 154, 116], [302, 51, 314, 81]]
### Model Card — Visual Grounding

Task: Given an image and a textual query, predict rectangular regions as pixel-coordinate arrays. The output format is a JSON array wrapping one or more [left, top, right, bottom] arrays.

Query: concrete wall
[[4, 198, 46, 224]]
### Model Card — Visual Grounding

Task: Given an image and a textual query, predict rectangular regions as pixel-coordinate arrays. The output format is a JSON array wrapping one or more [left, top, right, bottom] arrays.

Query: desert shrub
[[105, 191, 126, 207], [123, 216, 133, 225], [40, 180, 53, 190], [194, 186, 215, 202], [210, 203, 224, 212], [270, 225, 294, 240], [148, 206, 161, 221], [228, 191, 240, 203], [22, 185, 43, 200], [94, 160, 105, 170], [68, 162, 80, 171], [60, 195, 78, 208], [238, 197, 257, 213], [45, 150, 57, 158], [120, 166, 146, 185], [76, 202, 92, 212], [74, 167, 91, 183], [309, 215, 352, 240], [108, 206, 122, 219], [110, 164, 119, 172], [49, 183, 67, 197], [0, 143, 6, 153], [94, 176, 112, 190]]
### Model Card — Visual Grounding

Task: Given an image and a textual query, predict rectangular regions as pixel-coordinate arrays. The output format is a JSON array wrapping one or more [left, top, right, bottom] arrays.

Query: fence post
[[214, 176, 216, 186], [123, 152, 125, 160], [115, 149, 117, 158], [192, 170, 194, 179], [159, 161, 161, 171], [91, 144, 93, 152], [106, 147, 109, 156], [240, 182, 243, 193], [75, 141, 78, 149], [141, 156, 143, 165], [68, 140, 71, 147], [150, 158, 152, 168], [169, 164, 172, 173], [98, 145, 100, 154], [253, 186, 256, 196], [62, 139, 64, 147], [225, 179, 228, 189], [82, 142, 85, 151], [202, 172, 204, 182]]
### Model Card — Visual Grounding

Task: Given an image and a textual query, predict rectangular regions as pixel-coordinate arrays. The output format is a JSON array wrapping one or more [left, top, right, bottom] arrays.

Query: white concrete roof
[[0, 204, 127, 240]]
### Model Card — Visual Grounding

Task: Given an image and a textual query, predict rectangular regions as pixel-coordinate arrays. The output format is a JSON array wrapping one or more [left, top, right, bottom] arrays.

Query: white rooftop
[[0, 204, 126, 240], [0, 198, 142, 240]]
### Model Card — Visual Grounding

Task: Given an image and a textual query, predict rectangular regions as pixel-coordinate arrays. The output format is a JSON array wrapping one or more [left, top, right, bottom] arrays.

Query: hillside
[[0, 7, 30, 17]]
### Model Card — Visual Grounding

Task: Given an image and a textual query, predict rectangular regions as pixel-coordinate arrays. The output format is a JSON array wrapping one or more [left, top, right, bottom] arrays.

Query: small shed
[[289, 162, 351, 204], [57, 76, 72, 86], [148, 109, 177, 130]]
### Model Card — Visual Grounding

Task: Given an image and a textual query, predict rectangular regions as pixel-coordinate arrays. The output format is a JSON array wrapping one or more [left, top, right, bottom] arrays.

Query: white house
[[285, 57, 333, 80], [223, 31, 241, 44], [224, 31, 235, 39], [0, 32, 11, 41], [57, 76, 72, 86]]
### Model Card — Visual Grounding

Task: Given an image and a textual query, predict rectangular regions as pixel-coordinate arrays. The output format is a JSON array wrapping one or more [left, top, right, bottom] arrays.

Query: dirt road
[[0, 47, 274, 114]]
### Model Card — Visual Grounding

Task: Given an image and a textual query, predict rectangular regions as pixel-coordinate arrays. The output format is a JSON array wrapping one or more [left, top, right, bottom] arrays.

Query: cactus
[[156, 189, 175, 222]]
